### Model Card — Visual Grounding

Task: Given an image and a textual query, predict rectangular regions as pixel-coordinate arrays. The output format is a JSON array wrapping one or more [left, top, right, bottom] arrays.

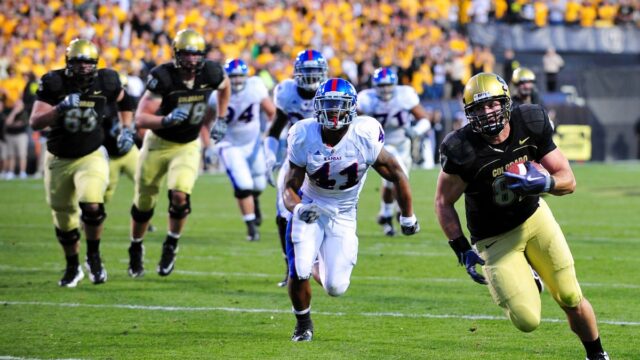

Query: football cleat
[[85, 253, 107, 284], [587, 352, 610, 360], [157, 242, 178, 276], [277, 272, 289, 288], [291, 324, 314, 342], [59, 264, 84, 288], [377, 215, 396, 236], [147, 223, 157, 232], [246, 220, 260, 242], [531, 267, 544, 293], [128, 243, 145, 278]]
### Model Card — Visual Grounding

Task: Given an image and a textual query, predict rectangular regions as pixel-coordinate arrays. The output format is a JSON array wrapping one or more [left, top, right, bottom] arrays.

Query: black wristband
[[448, 235, 472, 264]]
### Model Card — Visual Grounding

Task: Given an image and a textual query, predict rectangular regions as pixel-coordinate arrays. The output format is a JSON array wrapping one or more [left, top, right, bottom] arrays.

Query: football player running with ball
[[434, 73, 609, 360], [30, 39, 127, 287], [284, 78, 419, 341], [127, 29, 230, 278]]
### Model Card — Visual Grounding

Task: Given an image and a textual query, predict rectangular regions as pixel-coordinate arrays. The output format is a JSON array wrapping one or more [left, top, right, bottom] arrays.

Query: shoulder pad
[[440, 128, 476, 169], [202, 60, 225, 87], [515, 104, 548, 136], [147, 64, 173, 94], [396, 86, 420, 109], [40, 70, 65, 93], [353, 116, 384, 142], [98, 69, 121, 92]]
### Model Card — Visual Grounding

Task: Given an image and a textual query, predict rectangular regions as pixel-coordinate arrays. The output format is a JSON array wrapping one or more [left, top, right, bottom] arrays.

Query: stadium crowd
[[0, 0, 638, 178]]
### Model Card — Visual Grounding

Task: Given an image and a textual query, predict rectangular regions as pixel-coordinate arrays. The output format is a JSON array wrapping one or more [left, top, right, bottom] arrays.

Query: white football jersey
[[209, 76, 268, 146], [357, 85, 419, 146], [288, 116, 385, 214], [274, 79, 315, 133]]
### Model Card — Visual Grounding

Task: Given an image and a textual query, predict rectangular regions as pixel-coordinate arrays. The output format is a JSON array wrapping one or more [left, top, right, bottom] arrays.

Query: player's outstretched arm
[[134, 90, 165, 129], [435, 169, 486, 285], [373, 147, 419, 234], [283, 162, 306, 213], [216, 76, 231, 119]]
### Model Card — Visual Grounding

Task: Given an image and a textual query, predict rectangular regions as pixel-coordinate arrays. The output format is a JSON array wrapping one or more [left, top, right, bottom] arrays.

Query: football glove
[[161, 107, 189, 128], [449, 235, 487, 285], [55, 93, 81, 114], [503, 161, 555, 196], [204, 146, 215, 165], [399, 214, 420, 235], [210, 116, 228, 142], [116, 127, 135, 154]]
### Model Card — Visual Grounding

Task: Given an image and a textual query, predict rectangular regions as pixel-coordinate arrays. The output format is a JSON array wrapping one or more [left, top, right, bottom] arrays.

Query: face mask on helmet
[[463, 73, 512, 136], [65, 39, 99, 89], [224, 59, 248, 93], [173, 29, 206, 73], [466, 99, 511, 136], [294, 50, 328, 92], [314, 78, 357, 131], [372, 67, 398, 101]]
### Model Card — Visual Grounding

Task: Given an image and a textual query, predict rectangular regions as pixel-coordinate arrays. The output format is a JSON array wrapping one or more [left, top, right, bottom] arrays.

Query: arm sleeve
[[145, 67, 169, 96], [117, 90, 136, 112]]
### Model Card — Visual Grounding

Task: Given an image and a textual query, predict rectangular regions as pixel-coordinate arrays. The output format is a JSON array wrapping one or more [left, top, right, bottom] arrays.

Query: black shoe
[[157, 242, 178, 276], [587, 352, 610, 360], [85, 253, 107, 284], [291, 323, 313, 342], [247, 220, 260, 241], [147, 224, 157, 232], [531, 267, 544, 293], [59, 264, 84, 287], [128, 243, 145, 278], [377, 215, 395, 236]]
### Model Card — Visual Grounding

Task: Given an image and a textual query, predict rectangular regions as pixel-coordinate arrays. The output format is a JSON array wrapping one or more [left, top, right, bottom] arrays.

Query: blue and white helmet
[[372, 67, 398, 101], [294, 49, 328, 92], [224, 58, 249, 92], [314, 78, 358, 131]]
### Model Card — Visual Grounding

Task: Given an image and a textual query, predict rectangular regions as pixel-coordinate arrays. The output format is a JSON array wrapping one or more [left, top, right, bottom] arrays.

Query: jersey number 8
[[179, 102, 208, 125]]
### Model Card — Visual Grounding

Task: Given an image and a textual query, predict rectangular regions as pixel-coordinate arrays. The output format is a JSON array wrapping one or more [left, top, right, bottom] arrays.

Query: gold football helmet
[[173, 29, 206, 72], [462, 73, 511, 136], [65, 39, 99, 88], [511, 67, 536, 85]]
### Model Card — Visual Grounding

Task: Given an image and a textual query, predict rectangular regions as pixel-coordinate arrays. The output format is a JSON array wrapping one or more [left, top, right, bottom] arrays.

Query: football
[[506, 161, 549, 176]]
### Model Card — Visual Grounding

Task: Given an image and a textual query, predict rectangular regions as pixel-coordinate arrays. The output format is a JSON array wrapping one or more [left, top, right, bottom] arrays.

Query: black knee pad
[[131, 205, 154, 223], [79, 203, 106, 226], [234, 189, 253, 199], [55, 228, 80, 246], [168, 190, 191, 219]]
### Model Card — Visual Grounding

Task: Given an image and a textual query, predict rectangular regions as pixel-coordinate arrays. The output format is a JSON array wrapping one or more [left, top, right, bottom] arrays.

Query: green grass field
[[1, 163, 639, 359]]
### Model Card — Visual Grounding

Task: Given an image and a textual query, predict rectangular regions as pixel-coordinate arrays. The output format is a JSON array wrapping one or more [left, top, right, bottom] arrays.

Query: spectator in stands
[[3, 72, 36, 180], [543, 47, 564, 92], [502, 48, 519, 84], [548, 0, 567, 25], [615, 0, 636, 25]]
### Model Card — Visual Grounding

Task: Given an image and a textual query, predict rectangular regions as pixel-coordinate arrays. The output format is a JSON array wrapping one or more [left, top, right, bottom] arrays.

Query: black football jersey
[[440, 105, 556, 242], [36, 68, 121, 158], [146, 61, 225, 143]]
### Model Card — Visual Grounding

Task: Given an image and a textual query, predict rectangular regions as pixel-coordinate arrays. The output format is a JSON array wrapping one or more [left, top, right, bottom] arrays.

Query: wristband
[[448, 235, 472, 264]]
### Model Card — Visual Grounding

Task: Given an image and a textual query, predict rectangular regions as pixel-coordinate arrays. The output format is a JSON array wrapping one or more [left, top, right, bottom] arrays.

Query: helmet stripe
[[307, 50, 313, 60], [330, 79, 338, 91], [382, 68, 388, 77]]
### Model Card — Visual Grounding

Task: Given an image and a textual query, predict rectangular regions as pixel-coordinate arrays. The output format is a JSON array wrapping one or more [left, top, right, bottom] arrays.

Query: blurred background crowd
[[0, 0, 639, 179]]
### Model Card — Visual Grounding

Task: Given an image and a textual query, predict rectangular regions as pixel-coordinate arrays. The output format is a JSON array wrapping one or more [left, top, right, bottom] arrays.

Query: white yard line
[[2, 300, 639, 327]]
